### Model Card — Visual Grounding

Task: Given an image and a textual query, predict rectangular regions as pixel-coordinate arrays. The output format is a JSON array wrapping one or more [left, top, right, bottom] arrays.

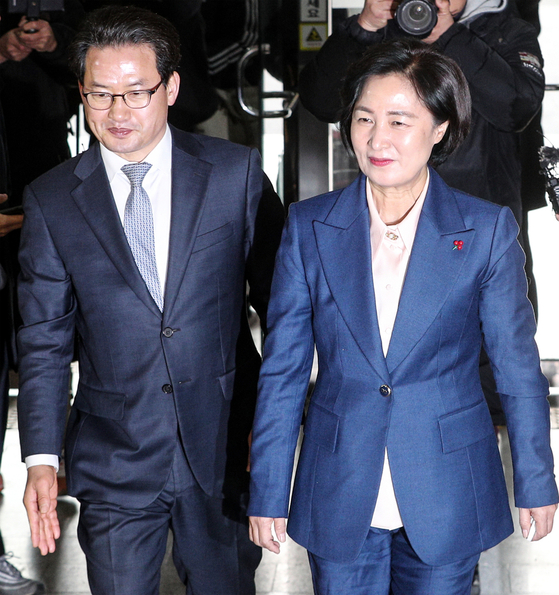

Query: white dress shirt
[[101, 125, 173, 289], [366, 171, 429, 530], [26, 127, 174, 471]]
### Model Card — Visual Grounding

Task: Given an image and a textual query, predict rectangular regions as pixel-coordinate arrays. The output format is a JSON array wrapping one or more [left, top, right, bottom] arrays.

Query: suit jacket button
[[162, 327, 174, 338], [162, 384, 173, 394], [379, 384, 392, 397]]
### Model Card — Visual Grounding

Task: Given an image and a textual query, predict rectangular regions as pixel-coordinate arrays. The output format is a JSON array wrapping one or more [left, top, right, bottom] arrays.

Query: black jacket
[[299, 0, 545, 224], [0, 0, 86, 203]]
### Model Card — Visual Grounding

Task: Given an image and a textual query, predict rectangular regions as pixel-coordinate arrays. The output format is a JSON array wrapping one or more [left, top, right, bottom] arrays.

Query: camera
[[539, 146, 559, 215], [6, 0, 64, 33], [395, 0, 438, 37], [7, 0, 64, 16]]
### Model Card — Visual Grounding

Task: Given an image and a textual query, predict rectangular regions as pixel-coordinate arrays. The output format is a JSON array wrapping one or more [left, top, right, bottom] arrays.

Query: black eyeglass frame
[[81, 80, 164, 110]]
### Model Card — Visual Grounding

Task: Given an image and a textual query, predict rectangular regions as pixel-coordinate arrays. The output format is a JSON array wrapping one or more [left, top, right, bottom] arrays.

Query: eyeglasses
[[82, 80, 164, 110]]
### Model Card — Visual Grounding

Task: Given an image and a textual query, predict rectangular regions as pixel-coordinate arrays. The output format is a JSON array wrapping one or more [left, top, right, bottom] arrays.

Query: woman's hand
[[519, 504, 558, 541], [249, 516, 287, 554]]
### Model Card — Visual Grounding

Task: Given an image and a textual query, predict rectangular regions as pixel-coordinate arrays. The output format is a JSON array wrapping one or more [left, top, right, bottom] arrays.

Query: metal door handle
[[237, 44, 298, 118]]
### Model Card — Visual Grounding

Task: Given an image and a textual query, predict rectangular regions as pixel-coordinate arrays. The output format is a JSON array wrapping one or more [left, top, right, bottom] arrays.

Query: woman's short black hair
[[339, 38, 471, 166], [68, 5, 181, 85]]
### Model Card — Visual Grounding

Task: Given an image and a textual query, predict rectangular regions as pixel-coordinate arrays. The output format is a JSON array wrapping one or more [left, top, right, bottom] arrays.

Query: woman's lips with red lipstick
[[369, 157, 393, 166]]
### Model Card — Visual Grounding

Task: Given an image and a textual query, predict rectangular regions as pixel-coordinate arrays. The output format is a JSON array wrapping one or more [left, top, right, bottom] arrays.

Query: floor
[[0, 396, 558, 595]]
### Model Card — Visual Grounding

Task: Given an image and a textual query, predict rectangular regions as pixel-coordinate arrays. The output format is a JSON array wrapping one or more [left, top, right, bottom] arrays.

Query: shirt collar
[[100, 125, 172, 183], [366, 170, 430, 254]]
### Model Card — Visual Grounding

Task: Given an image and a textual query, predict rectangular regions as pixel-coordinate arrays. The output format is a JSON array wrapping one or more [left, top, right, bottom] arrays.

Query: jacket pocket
[[192, 221, 234, 253], [73, 383, 126, 421], [438, 400, 493, 454], [304, 402, 340, 453]]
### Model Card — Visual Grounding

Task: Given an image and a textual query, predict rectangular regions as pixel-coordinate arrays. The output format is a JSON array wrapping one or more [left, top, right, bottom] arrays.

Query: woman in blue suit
[[248, 39, 558, 594]]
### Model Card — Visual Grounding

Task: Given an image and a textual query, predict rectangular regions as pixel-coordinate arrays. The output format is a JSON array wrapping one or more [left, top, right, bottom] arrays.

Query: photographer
[[0, 0, 85, 205], [299, 0, 544, 228], [0, 71, 44, 595]]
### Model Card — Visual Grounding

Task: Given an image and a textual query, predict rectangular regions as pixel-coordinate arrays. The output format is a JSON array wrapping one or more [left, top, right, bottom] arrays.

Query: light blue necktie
[[121, 162, 164, 311]]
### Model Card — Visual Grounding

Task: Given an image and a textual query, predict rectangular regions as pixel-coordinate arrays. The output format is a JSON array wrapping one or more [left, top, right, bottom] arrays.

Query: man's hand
[[0, 28, 32, 63], [18, 18, 58, 53], [249, 516, 287, 554], [0, 195, 23, 237], [519, 504, 558, 541], [423, 0, 455, 43], [358, 0, 396, 32], [23, 465, 60, 555]]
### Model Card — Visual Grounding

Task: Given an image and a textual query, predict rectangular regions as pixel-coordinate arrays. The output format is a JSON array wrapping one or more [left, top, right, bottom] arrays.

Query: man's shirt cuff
[[25, 454, 59, 472]]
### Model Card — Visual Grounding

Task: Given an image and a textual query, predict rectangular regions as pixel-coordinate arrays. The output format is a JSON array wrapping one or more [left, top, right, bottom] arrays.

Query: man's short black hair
[[68, 5, 181, 84], [339, 38, 471, 166]]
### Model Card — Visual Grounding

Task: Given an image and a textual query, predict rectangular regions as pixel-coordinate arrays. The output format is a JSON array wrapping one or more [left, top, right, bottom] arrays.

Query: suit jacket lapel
[[314, 175, 389, 380], [163, 136, 212, 316], [386, 169, 475, 373], [71, 144, 162, 317]]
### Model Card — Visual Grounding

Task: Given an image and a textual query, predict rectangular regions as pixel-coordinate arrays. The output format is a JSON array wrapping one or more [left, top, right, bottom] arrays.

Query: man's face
[[80, 44, 179, 162]]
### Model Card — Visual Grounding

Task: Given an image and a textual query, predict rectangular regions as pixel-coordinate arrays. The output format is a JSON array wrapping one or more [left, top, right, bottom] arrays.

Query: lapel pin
[[453, 240, 464, 251]]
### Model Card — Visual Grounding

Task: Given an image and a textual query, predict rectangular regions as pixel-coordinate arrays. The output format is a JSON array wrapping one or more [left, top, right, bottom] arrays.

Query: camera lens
[[395, 0, 438, 37], [409, 5, 427, 21]]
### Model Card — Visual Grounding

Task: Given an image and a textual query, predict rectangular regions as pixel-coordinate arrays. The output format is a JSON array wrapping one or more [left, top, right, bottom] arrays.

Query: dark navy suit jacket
[[17, 126, 284, 508], [248, 170, 558, 565]]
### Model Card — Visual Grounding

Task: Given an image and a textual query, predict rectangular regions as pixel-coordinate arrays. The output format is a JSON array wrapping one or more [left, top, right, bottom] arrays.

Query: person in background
[[0, 0, 85, 204], [0, 61, 44, 595], [514, 0, 548, 316], [0, 66, 21, 488], [249, 39, 557, 595]]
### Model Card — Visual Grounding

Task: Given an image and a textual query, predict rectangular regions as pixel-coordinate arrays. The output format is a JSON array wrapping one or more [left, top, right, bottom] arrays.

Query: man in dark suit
[[16, 6, 284, 595]]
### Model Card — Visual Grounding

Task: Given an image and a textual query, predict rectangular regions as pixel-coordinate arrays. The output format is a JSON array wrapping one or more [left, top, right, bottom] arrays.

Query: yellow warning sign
[[300, 23, 327, 51], [307, 28, 322, 42]]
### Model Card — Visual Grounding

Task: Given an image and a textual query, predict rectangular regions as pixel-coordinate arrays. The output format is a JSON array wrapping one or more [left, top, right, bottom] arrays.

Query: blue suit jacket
[[248, 170, 558, 566], [17, 127, 284, 507]]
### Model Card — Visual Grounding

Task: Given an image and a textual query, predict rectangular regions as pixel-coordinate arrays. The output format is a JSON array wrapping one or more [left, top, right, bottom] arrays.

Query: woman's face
[[350, 74, 448, 195]]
